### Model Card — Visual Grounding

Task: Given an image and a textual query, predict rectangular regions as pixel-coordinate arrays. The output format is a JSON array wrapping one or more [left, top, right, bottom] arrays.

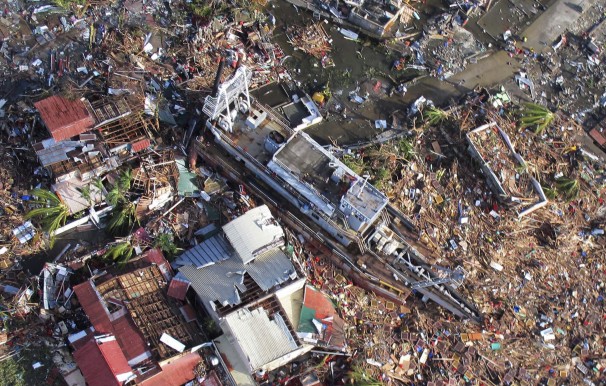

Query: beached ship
[[196, 64, 388, 248]]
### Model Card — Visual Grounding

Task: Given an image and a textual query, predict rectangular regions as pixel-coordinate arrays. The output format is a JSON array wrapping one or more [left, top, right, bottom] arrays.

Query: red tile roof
[[34, 96, 95, 141], [167, 277, 190, 301], [112, 315, 149, 362], [143, 248, 173, 280], [303, 286, 336, 321], [139, 352, 203, 386], [73, 281, 113, 333], [590, 128, 606, 147], [179, 304, 197, 322], [73, 337, 132, 386], [74, 281, 148, 363], [132, 138, 151, 152], [143, 248, 169, 267]]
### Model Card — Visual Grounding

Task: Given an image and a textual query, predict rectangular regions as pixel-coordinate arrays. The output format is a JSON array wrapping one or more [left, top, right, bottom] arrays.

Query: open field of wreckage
[[1, 0, 606, 385]]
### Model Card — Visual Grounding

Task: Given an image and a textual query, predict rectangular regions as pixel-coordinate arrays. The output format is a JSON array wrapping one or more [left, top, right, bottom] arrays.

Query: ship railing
[[253, 100, 292, 135]]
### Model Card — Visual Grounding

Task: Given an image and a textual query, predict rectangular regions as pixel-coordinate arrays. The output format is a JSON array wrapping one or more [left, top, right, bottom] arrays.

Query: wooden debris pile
[[287, 23, 334, 68]]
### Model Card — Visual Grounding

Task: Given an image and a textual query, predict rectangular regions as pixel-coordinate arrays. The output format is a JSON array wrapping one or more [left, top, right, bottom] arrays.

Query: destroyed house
[[130, 150, 180, 219], [297, 285, 347, 352], [32, 96, 140, 184], [466, 122, 547, 217], [97, 113, 152, 155], [71, 250, 206, 386], [34, 96, 95, 142], [173, 205, 300, 321], [215, 294, 309, 376], [35, 96, 132, 142], [347, 0, 415, 37], [268, 132, 388, 235], [33, 135, 119, 183]]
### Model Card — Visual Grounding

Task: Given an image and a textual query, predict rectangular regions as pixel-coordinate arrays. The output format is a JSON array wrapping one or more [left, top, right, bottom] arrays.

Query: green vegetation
[[78, 185, 92, 206], [0, 344, 60, 386], [372, 167, 390, 190], [520, 103, 555, 134], [423, 106, 449, 126], [347, 365, 382, 385], [342, 155, 365, 175], [397, 138, 416, 161], [107, 169, 138, 236], [154, 233, 181, 260], [555, 177, 580, 201], [103, 241, 136, 266], [53, 0, 88, 18], [542, 184, 558, 200], [108, 201, 138, 236], [25, 189, 70, 246]]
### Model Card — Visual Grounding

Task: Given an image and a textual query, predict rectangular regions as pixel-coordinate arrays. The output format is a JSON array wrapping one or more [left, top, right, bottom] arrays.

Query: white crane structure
[[202, 66, 252, 133]]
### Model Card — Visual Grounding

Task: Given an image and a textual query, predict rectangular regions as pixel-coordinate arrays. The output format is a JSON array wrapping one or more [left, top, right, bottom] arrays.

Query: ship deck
[[226, 116, 290, 165]]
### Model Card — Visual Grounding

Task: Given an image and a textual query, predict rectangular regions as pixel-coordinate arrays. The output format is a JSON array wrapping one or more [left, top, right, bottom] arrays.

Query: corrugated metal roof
[[167, 277, 190, 300], [245, 248, 297, 291], [178, 261, 244, 308], [139, 352, 202, 386], [35, 139, 83, 166], [222, 205, 284, 264], [176, 158, 200, 196], [112, 315, 149, 363], [179, 304, 197, 322], [298, 286, 346, 350], [590, 128, 606, 146], [98, 337, 133, 378], [73, 337, 132, 386], [132, 138, 151, 152], [73, 281, 149, 363], [73, 281, 113, 333], [177, 247, 296, 309], [173, 234, 232, 268], [34, 96, 95, 141], [223, 306, 300, 371], [142, 248, 173, 278]]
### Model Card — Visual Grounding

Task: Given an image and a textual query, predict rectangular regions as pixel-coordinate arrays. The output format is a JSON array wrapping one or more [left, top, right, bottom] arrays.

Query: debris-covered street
[[0, 0, 605, 385]]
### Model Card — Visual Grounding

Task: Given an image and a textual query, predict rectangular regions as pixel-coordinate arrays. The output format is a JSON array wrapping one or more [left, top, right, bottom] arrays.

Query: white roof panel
[[223, 306, 299, 371], [222, 205, 284, 264]]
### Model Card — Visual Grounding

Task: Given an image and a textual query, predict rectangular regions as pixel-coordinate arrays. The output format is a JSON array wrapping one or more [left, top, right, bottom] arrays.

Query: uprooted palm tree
[[78, 185, 92, 207], [346, 365, 382, 386], [555, 176, 580, 201], [107, 169, 133, 206], [423, 106, 449, 126], [520, 103, 555, 134], [103, 241, 135, 266], [397, 138, 416, 161], [25, 189, 70, 246], [106, 169, 138, 236], [107, 200, 138, 236]]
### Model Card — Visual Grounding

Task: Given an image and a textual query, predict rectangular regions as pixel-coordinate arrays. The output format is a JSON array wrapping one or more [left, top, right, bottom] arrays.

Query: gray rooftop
[[177, 248, 296, 309], [173, 234, 232, 269], [35, 138, 83, 166], [342, 178, 389, 222], [222, 306, 300, 371], [222, 205, 284, 264], [272, 132, 388, 221]]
